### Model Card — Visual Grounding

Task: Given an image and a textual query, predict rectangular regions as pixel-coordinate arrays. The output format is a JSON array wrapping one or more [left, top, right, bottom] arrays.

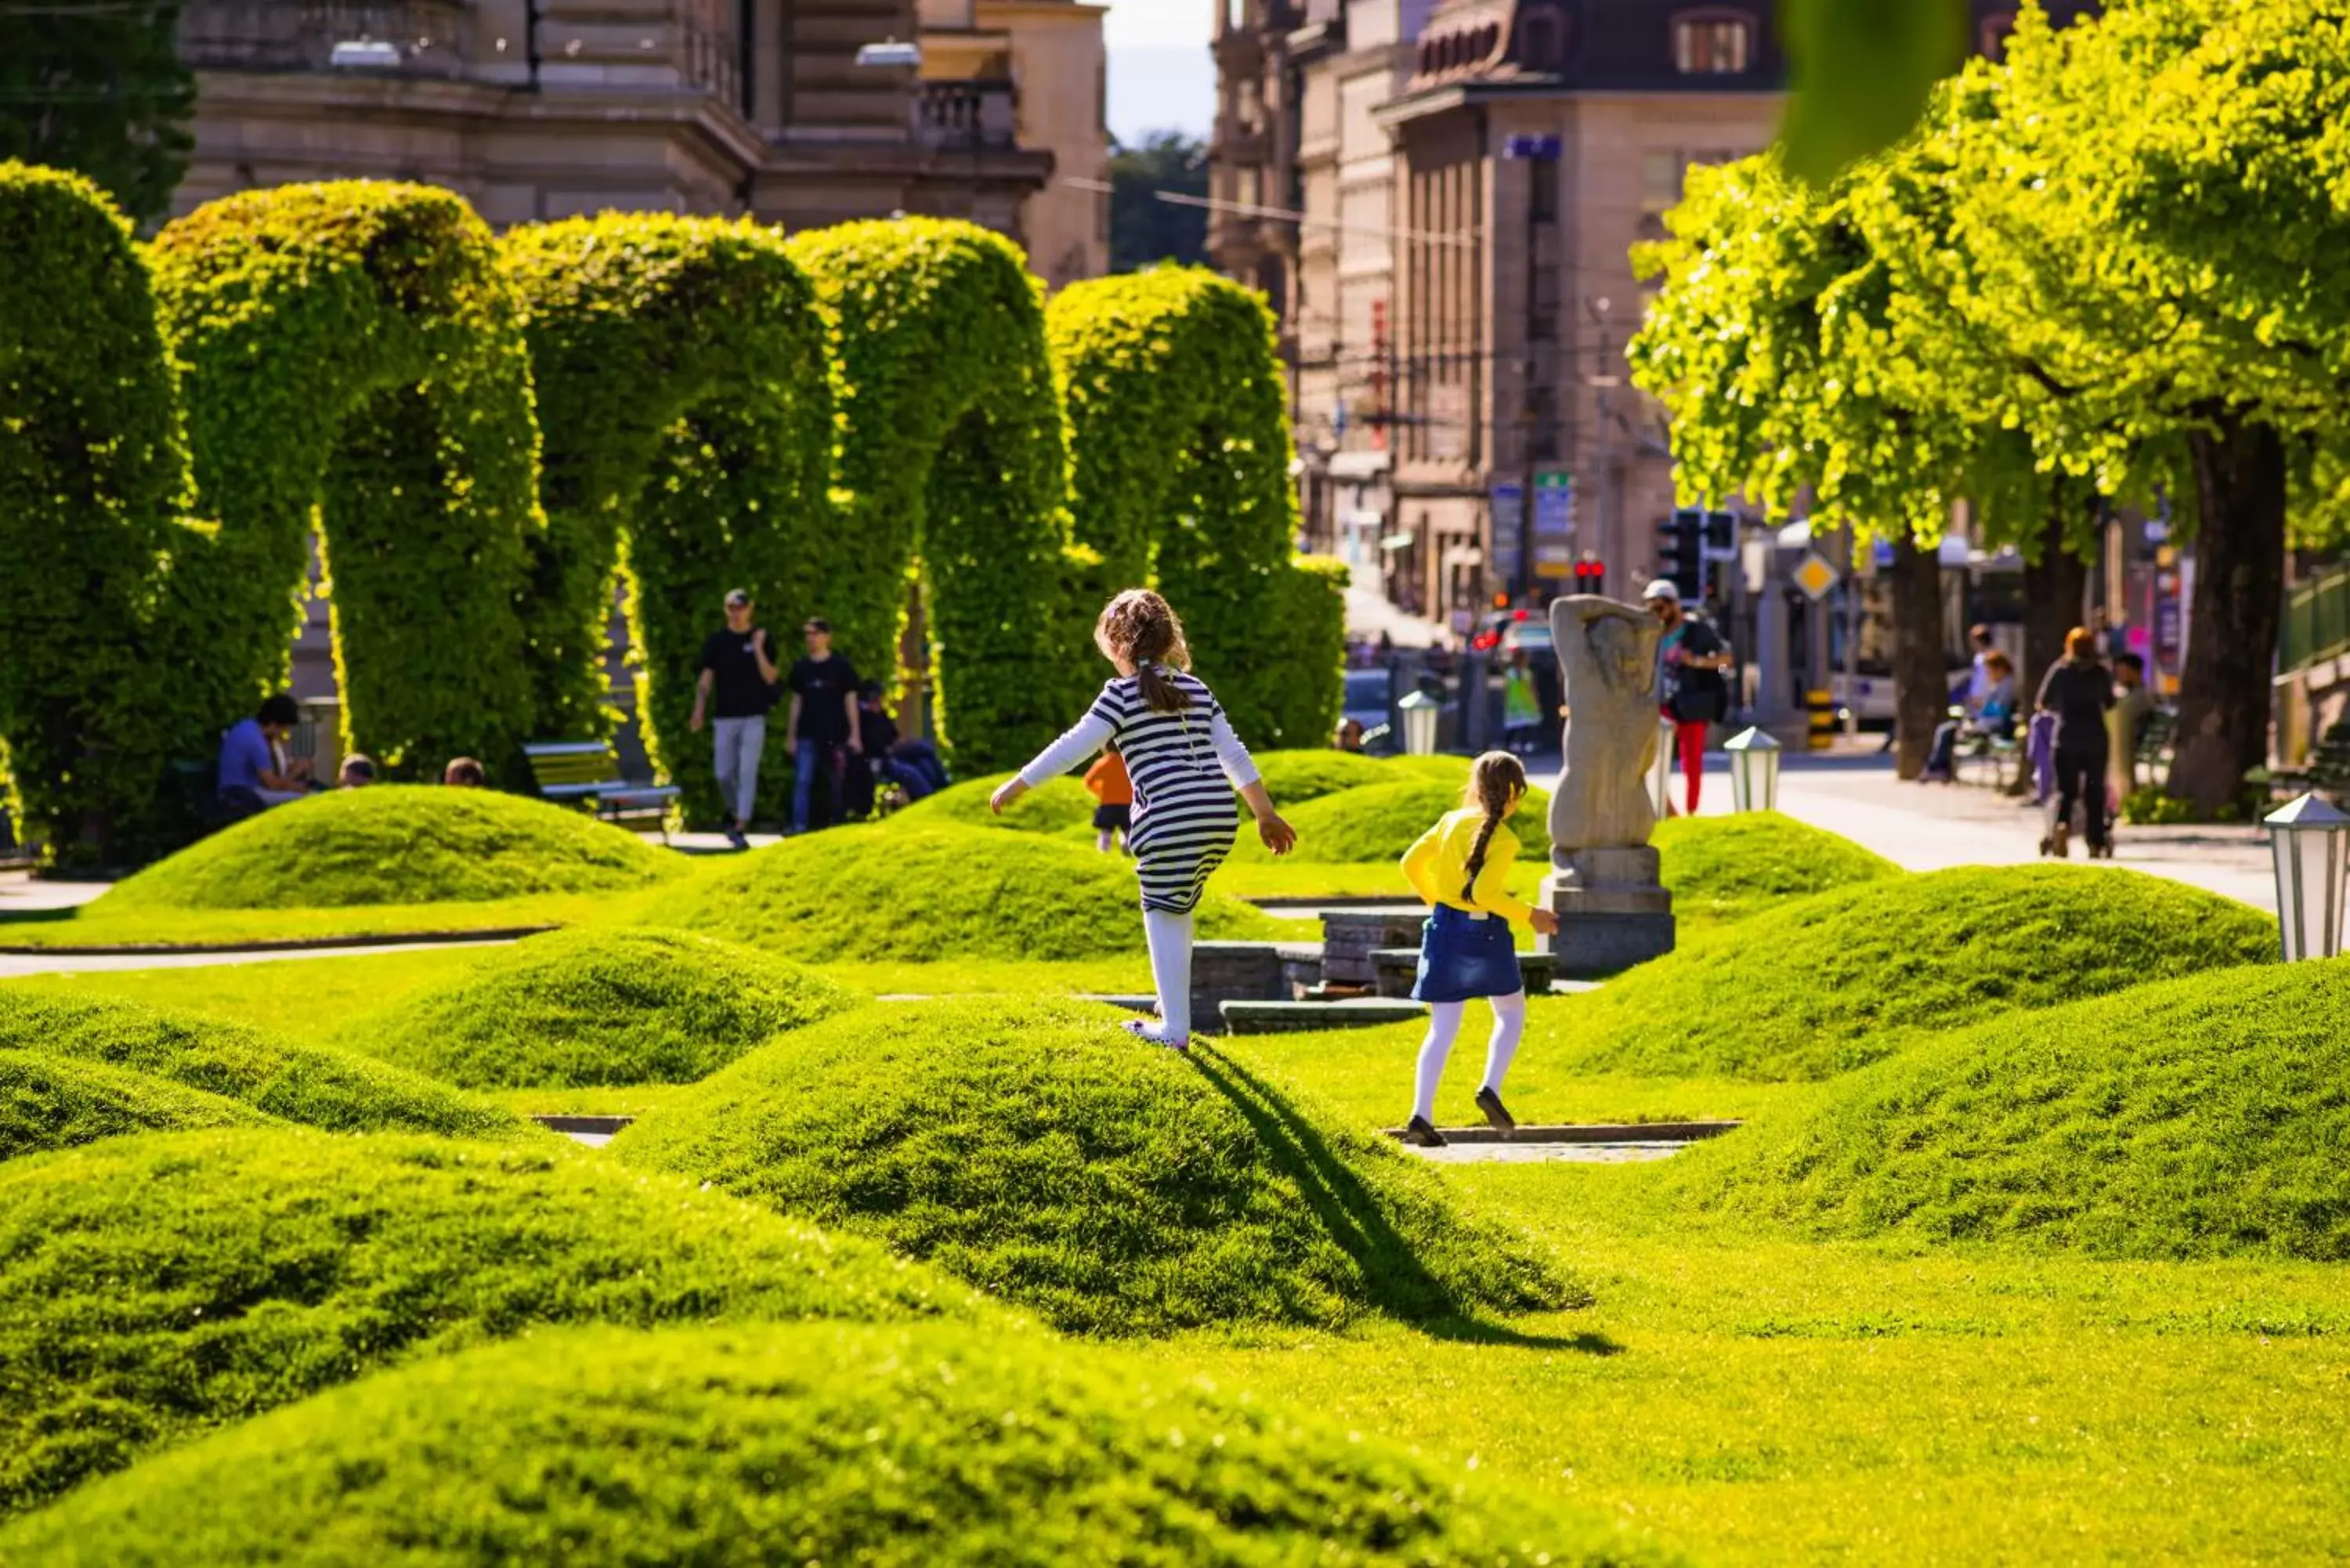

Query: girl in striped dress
[[992, 589, 1296, 1050]]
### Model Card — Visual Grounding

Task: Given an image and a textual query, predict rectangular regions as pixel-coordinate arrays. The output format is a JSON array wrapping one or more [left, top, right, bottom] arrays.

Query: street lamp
[[2265, 792, 2350, 961], [1650, 716, 1675, 818], [1398, 690, 1441, 757], [1723, 725, 1782, 813]]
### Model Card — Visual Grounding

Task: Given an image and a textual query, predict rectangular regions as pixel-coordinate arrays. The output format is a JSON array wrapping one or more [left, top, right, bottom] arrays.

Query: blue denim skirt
[[1410, 904, 1524, 1003]]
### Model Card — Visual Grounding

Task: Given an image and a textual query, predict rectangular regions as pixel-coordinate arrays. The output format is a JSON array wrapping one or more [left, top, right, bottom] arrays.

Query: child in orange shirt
[[1084, 740, 1133, 854]]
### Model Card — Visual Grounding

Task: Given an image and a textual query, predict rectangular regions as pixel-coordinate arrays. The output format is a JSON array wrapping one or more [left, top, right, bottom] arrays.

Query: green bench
[[523, 741, 679, 840], [2266, 715, 2350, 800]]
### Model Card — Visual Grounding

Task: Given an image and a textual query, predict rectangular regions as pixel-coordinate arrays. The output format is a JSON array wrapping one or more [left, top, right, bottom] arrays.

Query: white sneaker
[[1119, 1017, 1189, 1053]]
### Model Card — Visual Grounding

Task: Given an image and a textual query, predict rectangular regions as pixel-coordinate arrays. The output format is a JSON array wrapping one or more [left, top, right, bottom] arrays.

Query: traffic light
[[1572, 555, 1605, 596], [1661, 510, 1705, 602], [1702, 511, 1736, 556]]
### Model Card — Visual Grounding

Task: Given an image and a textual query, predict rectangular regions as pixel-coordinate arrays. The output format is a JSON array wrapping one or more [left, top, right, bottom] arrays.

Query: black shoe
[[1401, 1115, 1448, 1148], [1474, 1086, 1516, 1137], [725, 828, 750, 851]]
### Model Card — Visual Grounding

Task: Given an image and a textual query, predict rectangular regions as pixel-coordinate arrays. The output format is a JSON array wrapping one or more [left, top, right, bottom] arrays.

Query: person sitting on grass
[[337, 754, 377, 789], [1397, 750, 1560, 1148], [991, 589, 1296, 1052], [216, 694, 311, 821], [1085, 739, 1133, 854], [443, 757, 486, 787]]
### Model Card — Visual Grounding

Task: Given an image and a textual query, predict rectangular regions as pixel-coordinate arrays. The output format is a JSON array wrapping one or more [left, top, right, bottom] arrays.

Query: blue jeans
[[793, 739, 840, 833]]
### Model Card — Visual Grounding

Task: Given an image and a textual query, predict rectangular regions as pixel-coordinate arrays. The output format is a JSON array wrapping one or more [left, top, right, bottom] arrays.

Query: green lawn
[[0, 890, 647, 950]]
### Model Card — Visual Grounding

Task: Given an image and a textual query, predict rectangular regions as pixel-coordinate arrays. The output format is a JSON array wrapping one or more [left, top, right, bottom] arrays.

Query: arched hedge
[[146, 181, 543, 781], [0, 163, 189, 864], [501, 215, 833, 822], [1047, 268, 1342, 748], [785, 219, 1072, 773]]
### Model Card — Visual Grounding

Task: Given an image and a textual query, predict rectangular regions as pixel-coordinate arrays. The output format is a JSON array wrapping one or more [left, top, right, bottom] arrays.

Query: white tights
[[1412, 991, 1526, 1124], [1140, 907, 1195, 1042]]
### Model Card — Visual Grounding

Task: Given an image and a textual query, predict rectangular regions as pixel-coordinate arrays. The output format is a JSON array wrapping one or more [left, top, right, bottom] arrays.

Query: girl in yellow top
[[1397, 751, 1559, 1147]]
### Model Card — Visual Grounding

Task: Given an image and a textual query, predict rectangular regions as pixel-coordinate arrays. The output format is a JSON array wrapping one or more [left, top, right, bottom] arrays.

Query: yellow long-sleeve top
[[1401, 807, 1537, 926]]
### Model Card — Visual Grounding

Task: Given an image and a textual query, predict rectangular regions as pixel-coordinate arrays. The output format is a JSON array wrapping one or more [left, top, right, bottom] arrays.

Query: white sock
[[1480, 990, 1526, 1095], [1142, 907, 1195, 1042], [1412, 1001, 1466, 1124]]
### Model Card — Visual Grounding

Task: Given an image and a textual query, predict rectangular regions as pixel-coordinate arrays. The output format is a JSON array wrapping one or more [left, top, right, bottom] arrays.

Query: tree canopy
[[0, 0, 193, 226]]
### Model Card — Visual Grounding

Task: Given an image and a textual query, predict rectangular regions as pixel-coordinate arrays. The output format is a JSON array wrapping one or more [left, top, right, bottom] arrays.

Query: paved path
[[0, 870, 110, 914], [0, 936, 519, 980]]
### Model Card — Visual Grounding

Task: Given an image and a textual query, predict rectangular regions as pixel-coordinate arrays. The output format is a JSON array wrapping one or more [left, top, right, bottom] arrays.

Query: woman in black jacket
[[2034, 626, 2117, 858]]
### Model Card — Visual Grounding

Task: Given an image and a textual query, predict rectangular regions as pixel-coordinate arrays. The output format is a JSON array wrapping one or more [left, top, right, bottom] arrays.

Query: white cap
[[1642, 578, 1681, 603]]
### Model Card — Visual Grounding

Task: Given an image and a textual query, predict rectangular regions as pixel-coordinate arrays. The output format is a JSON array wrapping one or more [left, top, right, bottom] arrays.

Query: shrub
[[1235, 777, 1550, 865], [1531, 865, 2278, 1081], [342, 927, 856, 1089], [96, 785, 683, 911], [0, 163, 190, 865], [0, 1128, 982, 1514], [891, 772, 1097, 836], [1652, 811, 1899, 927], [636, 824, 1278, 962], [146, 182, 542, 781], [616, 998, 1575, 1336], [0, 1046, 269, 1160], [1250, 749, 1409, 804], [0, 1322, 1655, 1568], [1659, 959, 2350, 1261], [0, 988, 524, 1140]]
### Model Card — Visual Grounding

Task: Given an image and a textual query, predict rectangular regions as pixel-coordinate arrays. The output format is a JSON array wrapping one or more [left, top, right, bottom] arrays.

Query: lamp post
[[1398, 690, 1441, 757], [2265, 792, 2350, 961], [1650, 716, 1675, 819], [1723, 725, 1782, 813]]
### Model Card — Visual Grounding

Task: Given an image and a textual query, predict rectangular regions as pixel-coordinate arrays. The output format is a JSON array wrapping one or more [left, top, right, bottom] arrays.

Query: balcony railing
[[180, 0, 469, 76], [916, 78, 1018, 151]]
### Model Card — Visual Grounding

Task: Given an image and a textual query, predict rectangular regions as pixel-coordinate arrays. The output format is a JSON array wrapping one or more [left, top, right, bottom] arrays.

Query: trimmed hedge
[[0, 1046, 269, 1160], [501, 215, 833, 822], [147, 182, 544, 780], [1047, 269, 1340, 747], [342, 927, 856, 1089], [616, 998, 1575, 1336], [786, 219, 1072, 773], [636, 823, 1278, 960], [96, 784, 682, 910], [0, 1323, 1654, 1568], [1653, 811, 1900, 927], [0, 163, 192, 866], [0, 1128, 983, 1515], [0, 988, 526, 1139]]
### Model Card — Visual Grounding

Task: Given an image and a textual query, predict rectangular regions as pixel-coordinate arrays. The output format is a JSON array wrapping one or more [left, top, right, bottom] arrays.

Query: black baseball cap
[[724, 588, 751, 608]]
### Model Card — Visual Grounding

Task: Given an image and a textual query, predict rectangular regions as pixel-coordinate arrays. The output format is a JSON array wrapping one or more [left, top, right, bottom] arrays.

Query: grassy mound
[[0, 1324, 1649, 1568], [1535, 865, 2276, 1080], [99, 785, 684, 911], [638, 825, 1278, 962], [616, 998, 1574, 1336], [1654, 811, 1899, 927], [891, 773, 1096, 835], [0, 1048, 271, 1160], [1660, 959, 2350, 1260], [0, 1128, 982, 1514], [1238, 777, 1549, 865], [340, 928, 857, 1089], [0, 988, 527, 1138], [1251, 748, 1412, 804]]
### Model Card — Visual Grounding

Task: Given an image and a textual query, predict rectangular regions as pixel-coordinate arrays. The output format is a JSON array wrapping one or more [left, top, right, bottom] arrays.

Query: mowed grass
[[0, 890, 638, 950]]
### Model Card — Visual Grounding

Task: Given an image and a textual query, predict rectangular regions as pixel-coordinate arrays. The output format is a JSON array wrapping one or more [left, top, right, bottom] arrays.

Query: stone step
[[1318, 908, 1430, 984], [1220, 997, 1426, 1034], [1380, 1119, 1740, 1145], [1366, 945, 1559, 999]]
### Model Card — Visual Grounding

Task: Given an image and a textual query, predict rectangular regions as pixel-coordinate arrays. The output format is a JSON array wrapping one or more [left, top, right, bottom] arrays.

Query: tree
[[0, 0, 193, 226], [1107, 132, 1208, 274]]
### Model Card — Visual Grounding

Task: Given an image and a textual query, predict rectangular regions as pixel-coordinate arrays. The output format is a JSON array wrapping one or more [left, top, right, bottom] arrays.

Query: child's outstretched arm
[[991, 711, 1114, 814], [1208, 708, 1296, 854]]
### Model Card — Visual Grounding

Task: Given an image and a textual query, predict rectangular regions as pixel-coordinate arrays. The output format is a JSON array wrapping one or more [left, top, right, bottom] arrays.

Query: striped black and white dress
[[1017, 669, 1257, 913]]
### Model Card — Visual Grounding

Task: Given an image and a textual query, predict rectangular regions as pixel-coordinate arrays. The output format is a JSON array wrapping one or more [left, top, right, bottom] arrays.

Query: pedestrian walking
[[689, 588, 780, 851], [784, 617, 861, 835], [1502, 649, 1542, 755], [1085, 741, 1133, 854], [991, 589, 1296, 1051], [1644, 579, 1731, 815], [2035, 626, 2117, 858], [1396, 750, 1560, 1147]]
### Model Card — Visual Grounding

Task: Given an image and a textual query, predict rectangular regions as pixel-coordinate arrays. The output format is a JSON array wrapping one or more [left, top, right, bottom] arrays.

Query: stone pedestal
[[1538, 847, 1675, 977]]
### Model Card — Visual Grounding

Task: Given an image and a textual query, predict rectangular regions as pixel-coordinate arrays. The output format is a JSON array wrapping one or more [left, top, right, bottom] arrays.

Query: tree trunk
[[2168, 416, 2288, 813], [1889, 536, 1944, 780]]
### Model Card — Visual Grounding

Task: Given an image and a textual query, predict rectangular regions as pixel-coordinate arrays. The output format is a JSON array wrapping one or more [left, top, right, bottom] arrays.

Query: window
[[1529, 161, 1558, 224], [1531, 266, 1560, 341], [1640, 150, 1684, 214], [1673, 14, 1752, 74]]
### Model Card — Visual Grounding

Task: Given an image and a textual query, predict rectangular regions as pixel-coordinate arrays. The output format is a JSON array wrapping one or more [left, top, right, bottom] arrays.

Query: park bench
[[1948, 705, 2023, 790], [523, 741, 680, 841], [2265, 715, 2350, 801]]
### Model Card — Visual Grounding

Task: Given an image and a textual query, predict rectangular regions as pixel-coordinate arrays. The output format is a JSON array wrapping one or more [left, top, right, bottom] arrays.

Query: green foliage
[[637, 823, 1278, 961], [0, 1323, 1652, 1568], [0, 5, 193, 224], [0, 1046, 269, 1161], [616, 999, 1575, 1336], [1651, 811, 1900, 927], [1047, 269, 1336, 746], [1249, 748, 1413, 804], [0, 987, 525, 1139], [96, 785, 683, 911], [500, 215, 833, 822], [1235, 778, 1549, 866], [0, 164, 189, 865], [785, 220, 1072, 773], [1108, 132, 1209, 272], [1531, 865, 2276, 1080], [891, 771, 1097, 835], [1662, 959, 2350, 1261], [1777, 0, 1967, 183], [146, 182, 544, 781], [341, 927, 856, 1090], [0, 1127, 982, 1515]]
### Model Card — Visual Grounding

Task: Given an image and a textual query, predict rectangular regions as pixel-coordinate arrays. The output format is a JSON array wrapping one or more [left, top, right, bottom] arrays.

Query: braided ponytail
[[1460, 750, 1529, 901], [1094, 589, 1195, 714]]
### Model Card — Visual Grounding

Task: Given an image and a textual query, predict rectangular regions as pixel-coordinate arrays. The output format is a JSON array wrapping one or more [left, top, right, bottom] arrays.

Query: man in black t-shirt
[[786, 616, 862, 833], [691, 588, 779, 848]]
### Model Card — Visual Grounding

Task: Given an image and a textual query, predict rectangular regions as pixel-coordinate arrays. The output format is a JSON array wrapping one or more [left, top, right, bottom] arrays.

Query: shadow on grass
[[1190, 1045, 1618, 1356]]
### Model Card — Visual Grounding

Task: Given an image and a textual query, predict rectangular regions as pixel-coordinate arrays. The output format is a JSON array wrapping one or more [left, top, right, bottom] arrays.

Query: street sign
[[1503, 134, 1562, 161], [1489, 482, 1524, 586], [1531, 468, 1573, 576], [1793, 551, 1840, 602]]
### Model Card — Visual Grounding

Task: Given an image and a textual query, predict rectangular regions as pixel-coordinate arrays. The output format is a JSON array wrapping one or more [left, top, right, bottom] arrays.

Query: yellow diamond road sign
[[1793, 551, 1839, 602]]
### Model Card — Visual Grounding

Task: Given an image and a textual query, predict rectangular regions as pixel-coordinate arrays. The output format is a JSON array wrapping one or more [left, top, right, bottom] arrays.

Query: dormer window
[[1516, 5, 1565, 68], [1673, 13, 1753, 74]]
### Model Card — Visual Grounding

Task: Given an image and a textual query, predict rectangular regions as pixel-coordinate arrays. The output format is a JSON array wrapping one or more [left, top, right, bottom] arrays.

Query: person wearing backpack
[[1645, 579, 1731, 816]]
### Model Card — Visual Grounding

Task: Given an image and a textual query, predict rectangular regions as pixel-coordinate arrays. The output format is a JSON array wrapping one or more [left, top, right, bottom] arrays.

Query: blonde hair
[[2065, 625, 2098, 661], [1094, 589, 1193, 714], [1460, 750, 1528, 899]]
